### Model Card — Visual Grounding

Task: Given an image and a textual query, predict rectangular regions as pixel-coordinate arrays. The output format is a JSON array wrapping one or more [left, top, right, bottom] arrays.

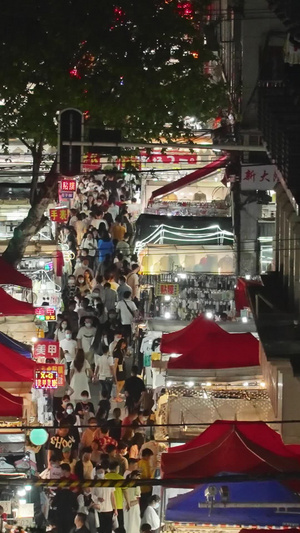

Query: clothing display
[[140, 274, 236, 320]]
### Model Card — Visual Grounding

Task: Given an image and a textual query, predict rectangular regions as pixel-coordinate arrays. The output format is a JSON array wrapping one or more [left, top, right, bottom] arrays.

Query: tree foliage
[[0, 0, 226, 265], [0, 0, 225, 147]]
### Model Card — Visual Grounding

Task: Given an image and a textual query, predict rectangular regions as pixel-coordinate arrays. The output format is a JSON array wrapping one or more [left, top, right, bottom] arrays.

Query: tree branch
[[19, 137, 34, 152]]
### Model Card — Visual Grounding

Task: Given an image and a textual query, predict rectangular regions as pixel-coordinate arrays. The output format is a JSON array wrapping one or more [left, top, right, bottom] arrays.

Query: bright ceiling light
[[164, 311, 171, 319], [205, 311, 213, 319]]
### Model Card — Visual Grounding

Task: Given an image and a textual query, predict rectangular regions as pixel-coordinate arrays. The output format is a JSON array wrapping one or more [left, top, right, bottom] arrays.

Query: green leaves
[[0, 0, 225, 148]]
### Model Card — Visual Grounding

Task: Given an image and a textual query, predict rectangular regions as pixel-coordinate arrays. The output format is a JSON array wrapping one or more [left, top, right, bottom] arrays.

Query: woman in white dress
[[70, 349, 92, 401], [124, 471, 141, 533]]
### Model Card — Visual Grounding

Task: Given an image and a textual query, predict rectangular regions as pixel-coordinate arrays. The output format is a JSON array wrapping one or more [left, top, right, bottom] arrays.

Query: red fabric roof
[[0, 387, 23, 417], [0, 365, 31, 383], [0, 257, 32, 289], [165, 316, 259, 369], [149, 156, 228, 201], [0, 344, 35, 381], [235, 277, 261, 316], [161, 420, 300, 479], [161, 315, 219, 354], [0, 287, 35, 316]]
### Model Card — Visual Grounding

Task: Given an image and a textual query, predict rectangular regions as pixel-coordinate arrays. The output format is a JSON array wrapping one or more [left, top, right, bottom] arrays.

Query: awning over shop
[[0, 332, 32, 358], [161, 420, 300, 479], [149, 155, 228, 202], [165, 480, 300, 527], [0, 257, 32, 289], [0, 387, 23, 417], [0, 287, 35, 316], [235, 277, 262, 316], [164, 315, 259, 369], [0, 344, 35, 381]]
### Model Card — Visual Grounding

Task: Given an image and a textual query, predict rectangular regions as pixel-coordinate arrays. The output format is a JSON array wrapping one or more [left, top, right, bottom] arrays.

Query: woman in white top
[[70, 349, 92, 401], [80, 231, 98, 258], [124, 471, 141, 533], [59, 330, 77, 374], [54, 319, 69, 342], [94, 344, 115, 399], [141, 495, 161, 532]]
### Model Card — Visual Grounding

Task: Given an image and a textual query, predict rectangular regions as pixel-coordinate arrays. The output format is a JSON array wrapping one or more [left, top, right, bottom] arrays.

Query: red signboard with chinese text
[[241, 165, 279, 191], [155, 283, 179, 296], [140, 150, 197, 165], [33, 340, 59, 359], [61, 179, 77, 192], [35, 307, 56, 321], [34, 364, 65, 389], [49, 208, 69, 223], [83, 153, 101, 170]]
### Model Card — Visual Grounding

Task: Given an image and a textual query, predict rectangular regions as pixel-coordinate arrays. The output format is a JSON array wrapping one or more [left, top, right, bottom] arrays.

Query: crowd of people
[[35, 171, 164, 533]]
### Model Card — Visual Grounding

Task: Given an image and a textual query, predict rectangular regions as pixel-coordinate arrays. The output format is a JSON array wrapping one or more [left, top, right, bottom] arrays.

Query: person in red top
[[121, 409, 139, 441], [94, 425, 118, 452]]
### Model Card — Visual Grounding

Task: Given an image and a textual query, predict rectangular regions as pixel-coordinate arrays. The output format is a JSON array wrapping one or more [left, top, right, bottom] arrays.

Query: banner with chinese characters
[[140, 149, 197, 165], [34, 364, 65, 389], [155, 283, 179, 296], [49, 208, 69, 223], [35, 307, 56, 321], [33, 340, 59, 360], [83, 153, 101, 170], [240, 165, 279, 191], [61, 179, 77, 192]]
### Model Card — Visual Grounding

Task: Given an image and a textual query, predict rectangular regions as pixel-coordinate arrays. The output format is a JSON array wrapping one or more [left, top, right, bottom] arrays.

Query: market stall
[[161, 420, 300, 479], [165, 480, 300, 527]]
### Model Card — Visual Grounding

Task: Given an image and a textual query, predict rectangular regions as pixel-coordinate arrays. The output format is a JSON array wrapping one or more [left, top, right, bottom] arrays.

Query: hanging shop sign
[[34, 364, 65, 389], [61, 179, 77, 192], [49, 208, 69, 223], [33, 340, 59, 359], [35, 307, 56, 321], [240, 165, 279, 191], [155, 283, 179, 296], [61, 192, 74, 199]]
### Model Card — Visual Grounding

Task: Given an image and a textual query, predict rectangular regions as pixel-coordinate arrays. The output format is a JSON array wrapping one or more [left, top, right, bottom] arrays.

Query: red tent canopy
[[0, 287, 35, 316], [235, 277, 261, 316], [0, 387, 23, 417], [164, 316, 259, 369], [0, 365, 32, 383], [161, 420, 300, 479], [0, 257, 32, 289], [161, 315, 221, 354], [0, 344, 35, 381]]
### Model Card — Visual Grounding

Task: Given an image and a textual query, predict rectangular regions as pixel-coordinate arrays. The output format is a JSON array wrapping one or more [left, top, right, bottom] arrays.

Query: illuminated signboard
[[61, 179, 76, 192], [34, 364, 65, 389], [33, 340, 59, 359], [35, 307, 56, 321], [49, 209, 69, 223], [155, 283, 179, 297]]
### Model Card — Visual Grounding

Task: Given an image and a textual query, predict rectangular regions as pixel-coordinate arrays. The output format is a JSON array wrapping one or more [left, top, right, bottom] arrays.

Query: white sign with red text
[[241, 165, 279, 191]]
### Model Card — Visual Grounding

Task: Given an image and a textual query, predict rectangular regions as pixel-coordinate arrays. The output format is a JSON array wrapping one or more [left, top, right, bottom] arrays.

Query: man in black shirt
[[124, 365, 146, 413], [47, 420, 76, 465], [52, 487, 78, 533]]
